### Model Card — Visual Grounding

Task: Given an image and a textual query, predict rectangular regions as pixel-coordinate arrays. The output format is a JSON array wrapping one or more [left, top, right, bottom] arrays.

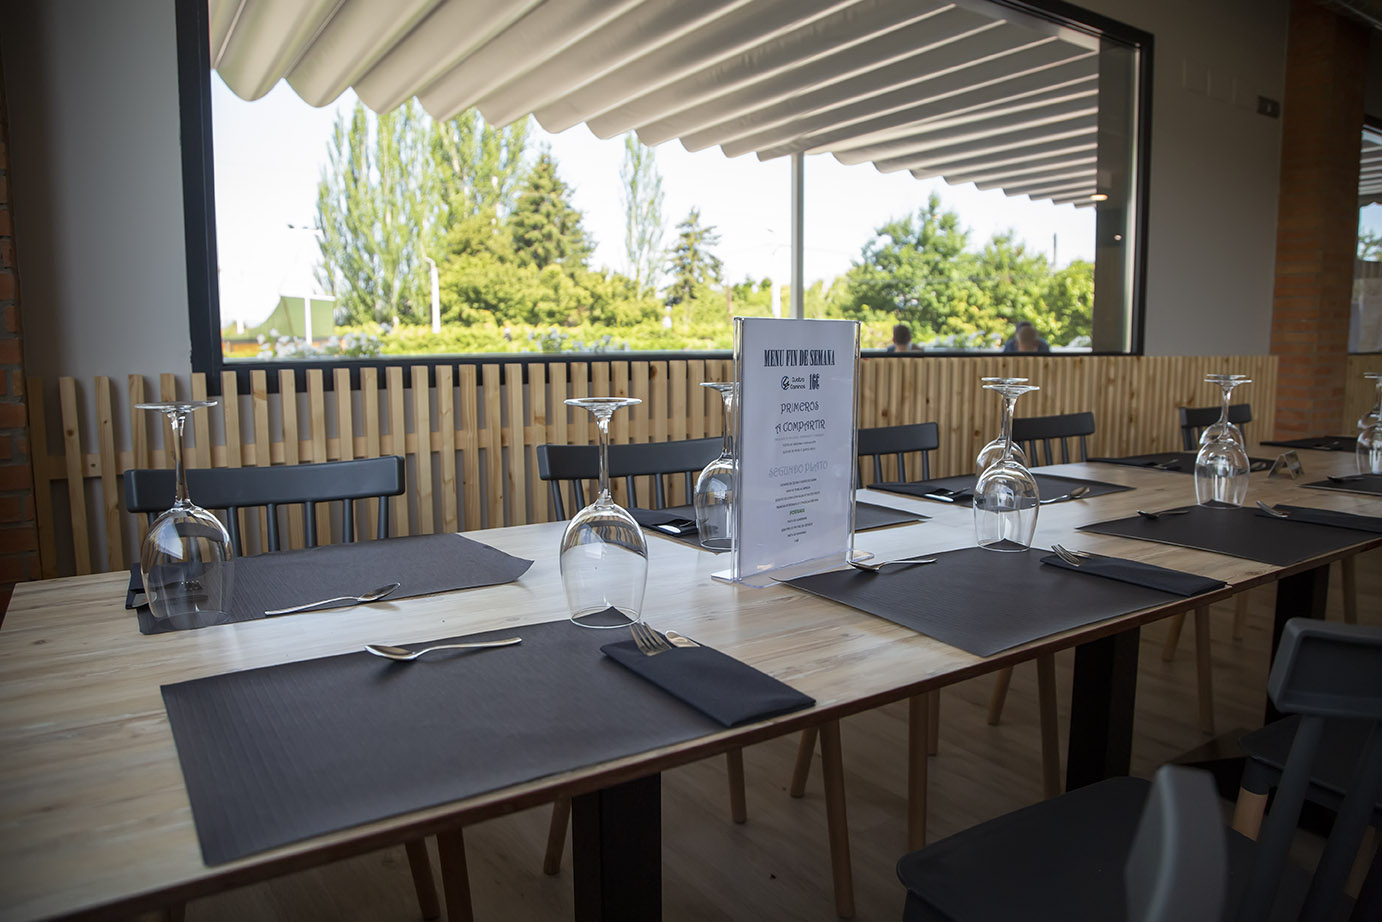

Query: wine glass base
[[699, 537, 733, 551], [569, 606, 641, 629], [978, 538, 1032, 553]]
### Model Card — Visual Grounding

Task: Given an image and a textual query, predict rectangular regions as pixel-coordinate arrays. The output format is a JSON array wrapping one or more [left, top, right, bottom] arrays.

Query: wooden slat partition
[[1344, 354, 1382, 432], [29, 354, 1281, 578]]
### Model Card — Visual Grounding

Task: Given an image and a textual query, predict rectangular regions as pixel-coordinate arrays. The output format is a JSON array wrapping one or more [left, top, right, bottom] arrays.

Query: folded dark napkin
[[1261, 436, 1357, 452], [602, 634, 815, 727], [1253, 504, 1382, 534], [1304, 474, 1382, 497], [1090, 452, 1272, 473], [1038, 552, 1226, 596], [128, 533, 533, 634], [628, 506, 699, 536], [872, 473, 1131, 506]]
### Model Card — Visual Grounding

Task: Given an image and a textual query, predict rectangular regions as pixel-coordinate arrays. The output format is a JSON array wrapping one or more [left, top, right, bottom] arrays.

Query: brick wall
[[0, 46, 42, 618], [1269, 0, 1370, 436]]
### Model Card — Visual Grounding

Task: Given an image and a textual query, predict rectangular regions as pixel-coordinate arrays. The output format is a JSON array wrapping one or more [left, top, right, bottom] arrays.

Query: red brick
[[0, 554, 34, 584], [0, 403, 25, 429], [0, 466, 33, 492], [0, 525, 38, 553]]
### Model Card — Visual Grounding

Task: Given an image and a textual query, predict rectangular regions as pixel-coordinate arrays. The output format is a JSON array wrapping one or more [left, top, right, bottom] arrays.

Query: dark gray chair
[[124, 456, 404, 554], [1011, 411, 1095, 465], [857, 423, 940, 485], [1180, 403, 1252, 450], [536, 437, 720, 518], [897, 618, 1382, 922]]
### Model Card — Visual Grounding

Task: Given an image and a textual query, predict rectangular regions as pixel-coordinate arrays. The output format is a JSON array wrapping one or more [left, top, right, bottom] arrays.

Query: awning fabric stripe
[[209, 0, 1105, 206]]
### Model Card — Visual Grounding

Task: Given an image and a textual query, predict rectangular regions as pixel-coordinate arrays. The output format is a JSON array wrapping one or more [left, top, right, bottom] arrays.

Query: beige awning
[[209, 0, 1107, 206]]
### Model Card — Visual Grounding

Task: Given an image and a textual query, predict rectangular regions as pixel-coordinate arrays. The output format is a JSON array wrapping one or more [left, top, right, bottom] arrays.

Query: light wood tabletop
[[0, 448, 1377, 922]]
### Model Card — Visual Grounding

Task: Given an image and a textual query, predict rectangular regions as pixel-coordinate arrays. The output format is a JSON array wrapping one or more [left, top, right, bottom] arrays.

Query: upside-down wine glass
[[1194, 375, 1251, 506], [974, 383, 1041, 551], [975, 376, 1030, 473], [694, 382, 736, 550], [1199, 373, 1252, 446], [1359, 373, 1382, 474], [559, 397, 649, 628], [135, 400, 234, 626]]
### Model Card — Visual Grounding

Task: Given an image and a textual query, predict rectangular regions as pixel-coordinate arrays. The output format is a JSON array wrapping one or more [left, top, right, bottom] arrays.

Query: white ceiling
[[209, 0, 1108, 206]]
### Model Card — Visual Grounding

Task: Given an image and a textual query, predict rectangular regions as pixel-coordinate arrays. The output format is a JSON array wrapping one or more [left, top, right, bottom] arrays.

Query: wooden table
[[1, 451, 1377, 922]]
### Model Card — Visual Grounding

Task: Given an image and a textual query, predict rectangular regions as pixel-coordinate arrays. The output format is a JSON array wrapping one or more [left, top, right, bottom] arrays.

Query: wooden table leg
[[790, 727, 818, 798], [436, 828, 473, 922], [1268, 566, 1329, 723], [1066, 627, 1139, 790], [819, 720, 855, 919], [573, 774, 661, 922]]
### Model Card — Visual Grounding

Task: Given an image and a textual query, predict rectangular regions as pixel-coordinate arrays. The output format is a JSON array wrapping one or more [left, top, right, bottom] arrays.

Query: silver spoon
[[1040, 486, 1092, 505], [1136, 508, 1191, 520], [1256, 500, 1289, 519], [365, 638, 523, 660], [848, 554, 939, 573], [265, 582, 402, 616]]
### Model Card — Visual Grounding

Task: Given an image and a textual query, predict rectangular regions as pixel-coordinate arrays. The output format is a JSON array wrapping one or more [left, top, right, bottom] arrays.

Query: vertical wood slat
[[190, 374, 211, 470], [127, 376, 150, 548], [504, 363, 527, 525], [528, 363, 549, 523], [279, 370, 303, 549], [458, 365, 482, 532], [360, 368, 382, 539], [156, 373, 177, 469], [27, 378, 57, 578], [386, 367, 410, 537], [333, 368, 357, 538], [630, 362, 651, 505], [95, 377, 122, 571], [221, 371, 246, 548], [411, 365, 435, 535], [250, 370, 271, 552], [58, 378, 92, 576], [436, 365, 459, 534], [307, 370, 331, 542], [482, 364, 503, 528]]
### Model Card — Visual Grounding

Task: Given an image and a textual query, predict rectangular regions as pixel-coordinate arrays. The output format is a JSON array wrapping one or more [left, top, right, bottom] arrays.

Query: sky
[[211, 75, 1382, 328]]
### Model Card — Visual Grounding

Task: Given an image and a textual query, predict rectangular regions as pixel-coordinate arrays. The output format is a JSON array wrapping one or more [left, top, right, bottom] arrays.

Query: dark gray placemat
[[133, 534, 533, 634], [1258, 505, 1382, 534], [1089, 452, 1272, 473], [162, 618, 808, 865], [782, 547, 1182, 657], [1079, 504, 1380, 566], [1302, 474, 1382, 497], [1261, 436, 1357, 452], [636, 501, 929, 553], [871, 473, 1131, 506], [1037, 553, 1226, 596]]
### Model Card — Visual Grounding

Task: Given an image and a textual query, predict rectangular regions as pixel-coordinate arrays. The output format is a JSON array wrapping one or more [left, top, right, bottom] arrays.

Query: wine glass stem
[[596, 412, 612, 500], [720, 390, 735, 457], [1000, 393, 1017, 458], [1374, 380, 1382, 417], [1218, 383, 1232, 427], [170, 411, 189, 505]]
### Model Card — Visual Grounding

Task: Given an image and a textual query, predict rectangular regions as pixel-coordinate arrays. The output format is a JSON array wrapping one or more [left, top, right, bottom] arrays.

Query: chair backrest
[[1179, 404, 1252, 450], [124, 456, 405, 555], [856, 422, 940, 485], [1124, 765, 1226, 922], [536, 438, 722, 519], [1235, 619, 1382, 922], [1010, 411, 1095, 465]]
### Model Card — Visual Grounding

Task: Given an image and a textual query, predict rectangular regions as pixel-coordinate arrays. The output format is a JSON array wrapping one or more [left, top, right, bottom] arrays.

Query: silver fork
[[1136, 508, 1191, 520], [1051, 544, 1091, 567], [629, 621, 672, 656], [1255, 500, 1289, 519]]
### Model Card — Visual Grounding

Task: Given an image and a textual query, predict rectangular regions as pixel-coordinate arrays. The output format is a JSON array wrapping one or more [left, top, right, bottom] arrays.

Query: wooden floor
[[185, 549, 1381, 922]]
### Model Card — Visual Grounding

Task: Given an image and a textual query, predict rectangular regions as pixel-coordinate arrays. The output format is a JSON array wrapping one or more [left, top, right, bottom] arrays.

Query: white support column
[[790, 152, 805, 320]]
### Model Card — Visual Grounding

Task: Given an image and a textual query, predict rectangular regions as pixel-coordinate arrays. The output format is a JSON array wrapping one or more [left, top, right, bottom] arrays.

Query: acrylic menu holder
[[714, 317, 861, 588]]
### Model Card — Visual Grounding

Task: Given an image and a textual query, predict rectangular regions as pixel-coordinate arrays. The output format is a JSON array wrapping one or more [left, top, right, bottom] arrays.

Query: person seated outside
[[887, 323, 921, 352], [1002, 321, 1051, 354]]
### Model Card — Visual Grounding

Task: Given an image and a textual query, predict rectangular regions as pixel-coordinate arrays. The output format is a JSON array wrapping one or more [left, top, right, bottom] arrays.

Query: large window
[[179, 0, 1150, 377], [1354, 122, 1382, 354]]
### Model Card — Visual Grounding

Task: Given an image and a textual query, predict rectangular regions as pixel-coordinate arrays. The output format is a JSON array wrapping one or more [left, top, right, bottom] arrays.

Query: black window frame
[[176, 0, 1153, 394]]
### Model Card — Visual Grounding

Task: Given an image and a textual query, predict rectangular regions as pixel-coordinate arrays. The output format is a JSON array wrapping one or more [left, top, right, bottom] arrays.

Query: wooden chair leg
[[726, 748, 748, 824], [436, 828, 474, 922], [1342, 556, 1358, 624], [1036, 654, 1061, 799], [907, 694, 929, 850], [790, 727, 818, 798], [1161, 612, 1186, 662], [543, 796, 571, 876], [985, 667, 1013, 725], [1193, 606, 1215, 735], [926, 690, 939, 755], [1232, 592, 1250, 639], [1230, 787, 1267, 839], [404, 838, 441, 920], [1347, 826, 1377, 897], [819, 720, 855, 919]]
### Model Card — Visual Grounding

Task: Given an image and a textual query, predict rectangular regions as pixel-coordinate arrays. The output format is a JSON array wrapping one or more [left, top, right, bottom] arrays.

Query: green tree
[[1360, 228, 1382, 261], [663, 208, 722, 308], [1039, 259, 1095, 345], [432, 111, 528, 225], [315, 100, 439, 324], [621, 133, 666, 297], [508, 149, 594, 270]]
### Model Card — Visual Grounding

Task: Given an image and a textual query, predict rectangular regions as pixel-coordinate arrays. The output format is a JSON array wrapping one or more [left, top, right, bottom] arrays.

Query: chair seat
[[897, 776, 1333, 922], [1239, 716, 1382, 821]]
